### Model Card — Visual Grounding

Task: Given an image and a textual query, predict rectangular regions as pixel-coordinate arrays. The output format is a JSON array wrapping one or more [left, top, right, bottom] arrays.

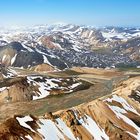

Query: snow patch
[[56, 118, 77, 140], [37, 119, 65, 140], [16, 116, 35, 132], [105, 95, 139, 115], [78, 114, 109, 140], [25, 135, 33, 140], [22, 44, 34, 52], [11, 54, 17, 65], [43, 55, 52, 66]]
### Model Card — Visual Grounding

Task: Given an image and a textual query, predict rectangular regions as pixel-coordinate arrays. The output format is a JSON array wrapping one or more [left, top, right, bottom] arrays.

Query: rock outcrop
[[33, 63, 55, 72], [0, 75, 85, 102]]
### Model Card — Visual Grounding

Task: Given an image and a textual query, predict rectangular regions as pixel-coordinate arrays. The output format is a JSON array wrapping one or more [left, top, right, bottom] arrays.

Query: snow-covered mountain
[[1, 24, 140, 69]]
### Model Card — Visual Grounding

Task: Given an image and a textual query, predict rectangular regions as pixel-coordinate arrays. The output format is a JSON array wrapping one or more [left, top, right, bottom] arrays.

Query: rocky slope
[[0, 71, 87, 102], [0, 42, 68, 69], [0, 76, 140, 139], [0, 24, 140, 69]]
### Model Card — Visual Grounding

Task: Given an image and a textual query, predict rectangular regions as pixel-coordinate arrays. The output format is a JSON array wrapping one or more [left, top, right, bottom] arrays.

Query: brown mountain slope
[[0, 76, 140, 139]]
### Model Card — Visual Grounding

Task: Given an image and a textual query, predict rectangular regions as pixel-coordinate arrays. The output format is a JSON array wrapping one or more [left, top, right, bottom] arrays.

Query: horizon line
[[0, 22, 140, 29]]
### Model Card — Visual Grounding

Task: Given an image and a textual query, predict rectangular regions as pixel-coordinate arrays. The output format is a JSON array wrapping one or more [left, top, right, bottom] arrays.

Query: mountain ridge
[[1, 24, 140, 69], [0, 76, 140, 140]]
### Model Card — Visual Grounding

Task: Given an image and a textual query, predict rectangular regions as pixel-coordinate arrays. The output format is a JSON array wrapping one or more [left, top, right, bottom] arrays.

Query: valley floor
[[0, 68, 128, 123]]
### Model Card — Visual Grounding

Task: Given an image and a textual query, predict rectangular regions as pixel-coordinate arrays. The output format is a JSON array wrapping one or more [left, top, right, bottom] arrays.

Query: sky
[[0, 0, 140, 27]]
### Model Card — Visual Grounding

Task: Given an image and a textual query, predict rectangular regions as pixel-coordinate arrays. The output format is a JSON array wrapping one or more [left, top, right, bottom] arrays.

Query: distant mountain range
[[0, 24, 140, 69]]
